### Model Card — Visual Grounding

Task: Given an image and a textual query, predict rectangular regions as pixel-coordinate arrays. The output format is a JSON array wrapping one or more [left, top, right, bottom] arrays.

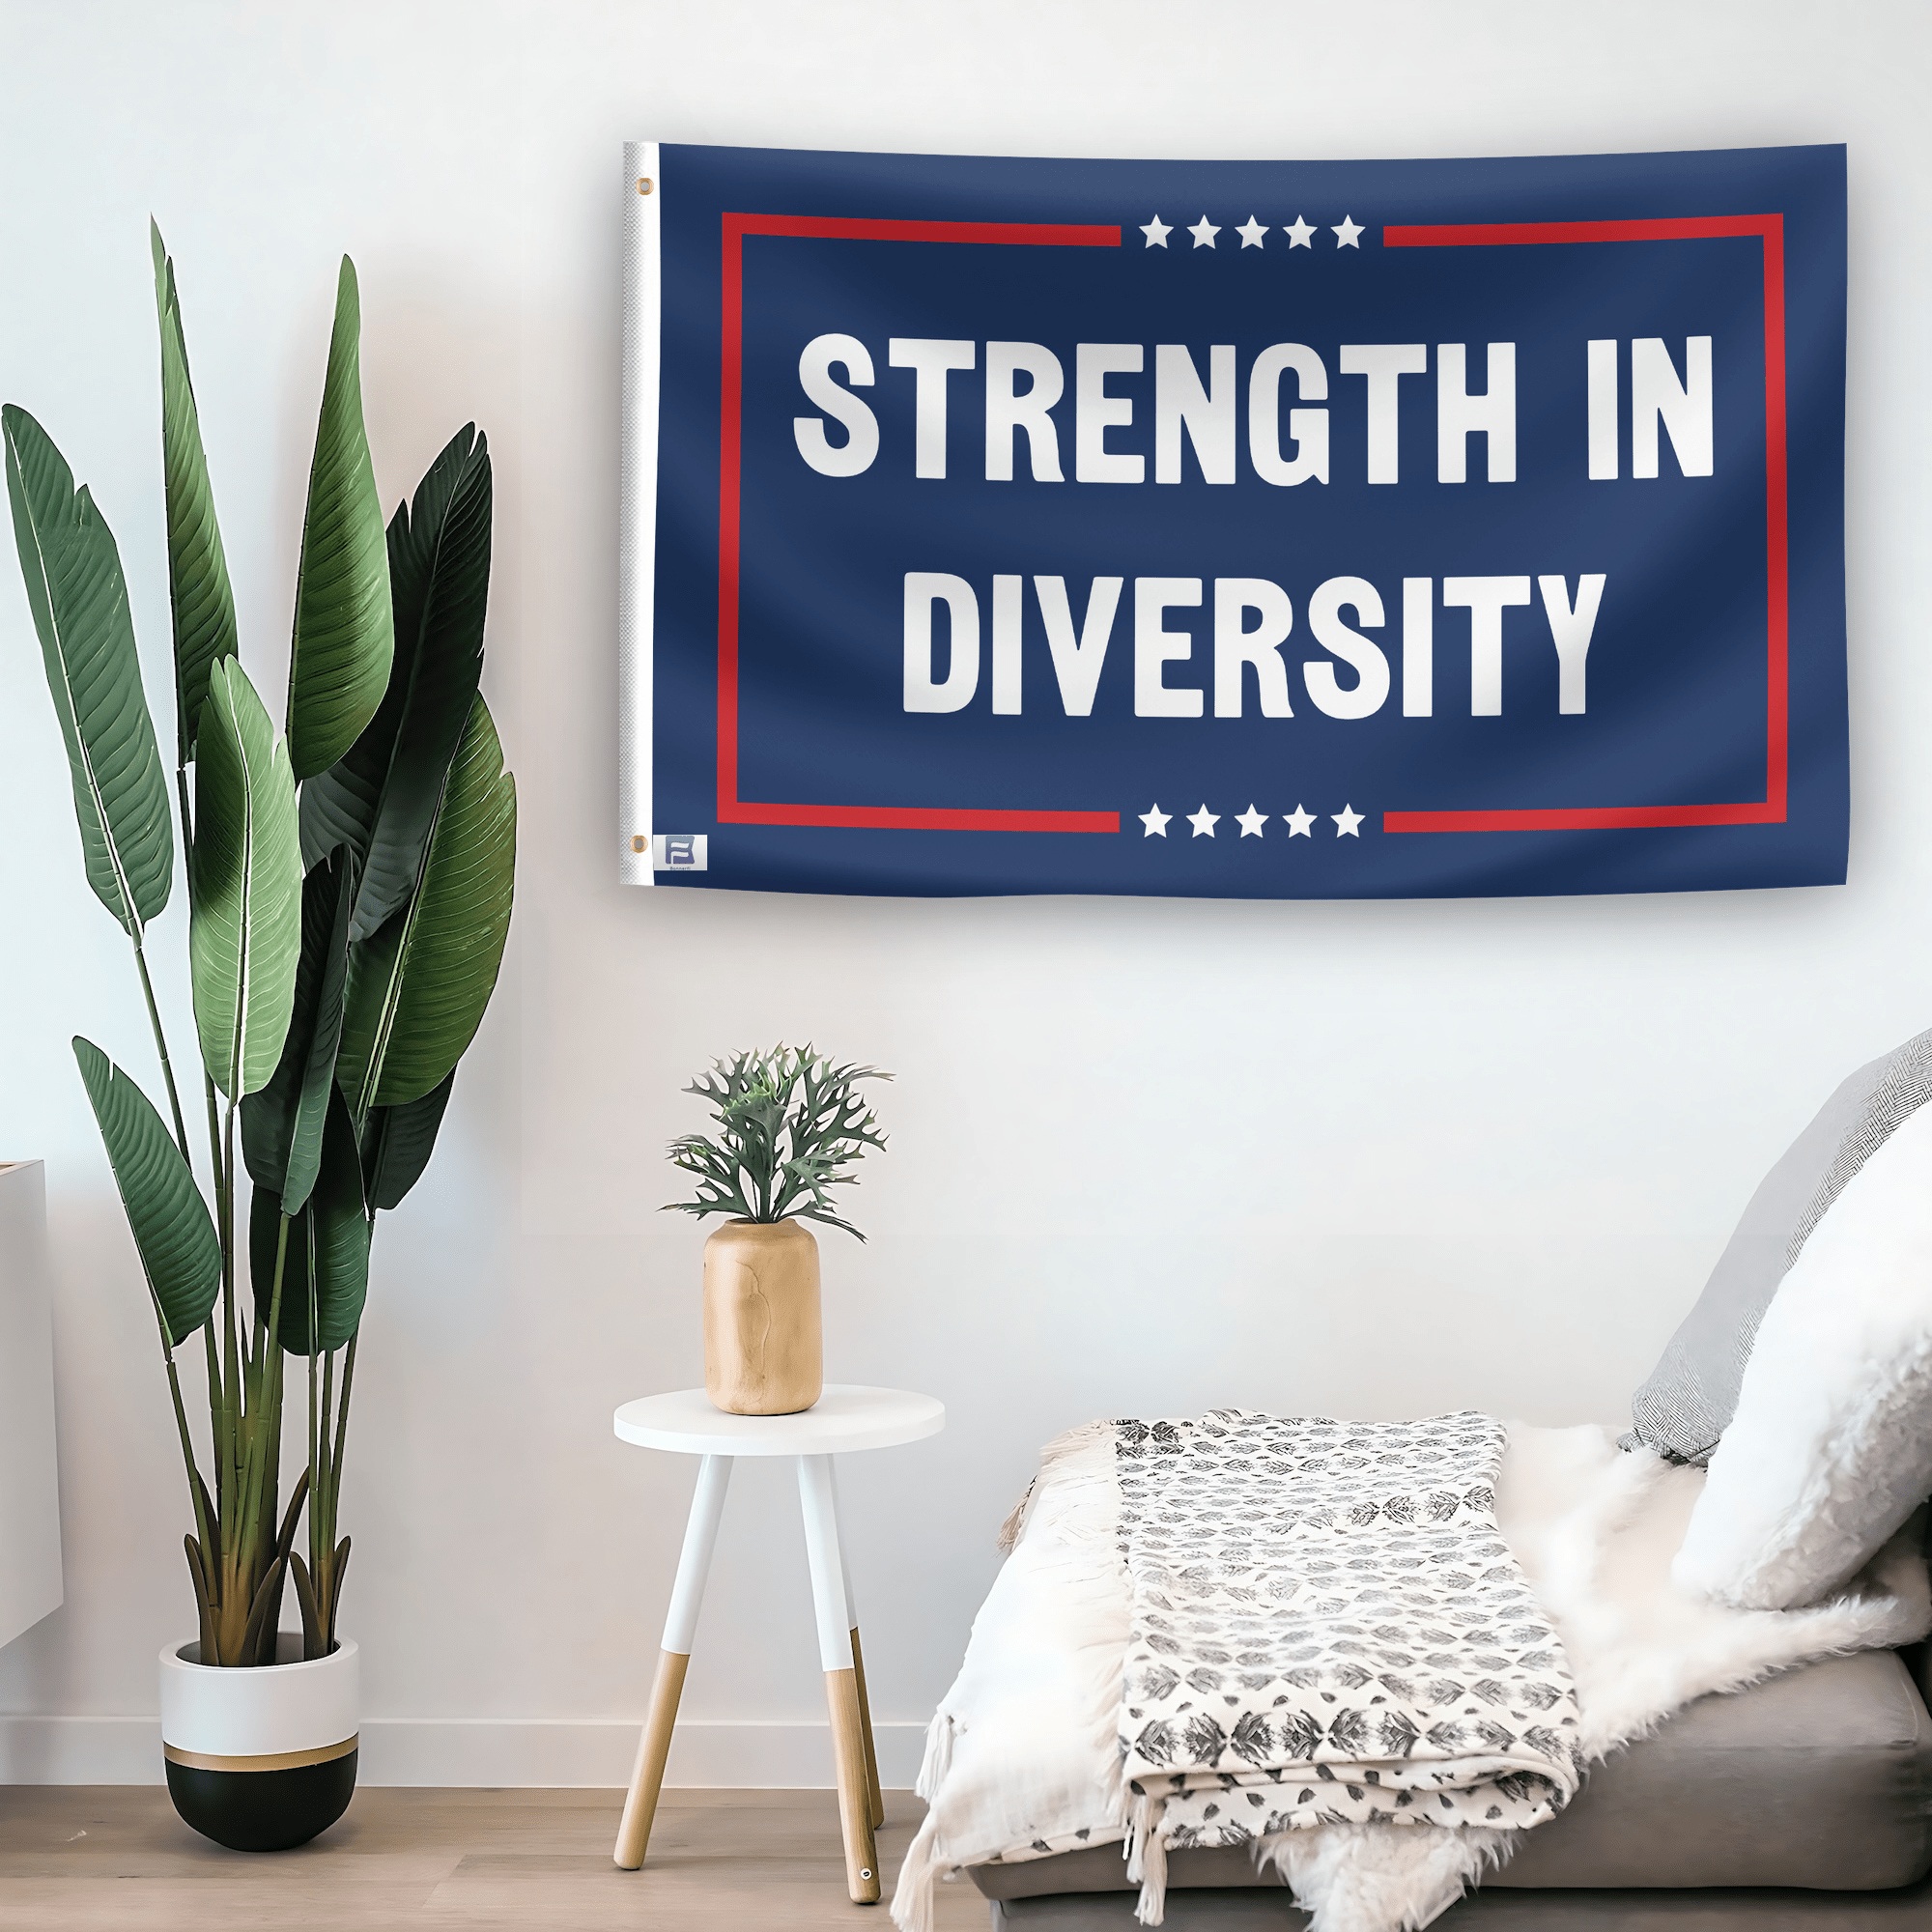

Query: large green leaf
[[359, 1068, 455, 1212], [242, 848, 355, 1213], [338, 694, 515, 1115], [300, 426, 491, 944], [189, 658, 302, 1098], [73, 1037, 219, 1348], [287, 257, 393, 781], [250, 1086, 369, 1354], [3, 406, 174, 936], [151, 223, 238, 765]]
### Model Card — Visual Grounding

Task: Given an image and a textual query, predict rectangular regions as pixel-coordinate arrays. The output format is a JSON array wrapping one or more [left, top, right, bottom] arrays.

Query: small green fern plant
[[664, 1045, 890, 1239]]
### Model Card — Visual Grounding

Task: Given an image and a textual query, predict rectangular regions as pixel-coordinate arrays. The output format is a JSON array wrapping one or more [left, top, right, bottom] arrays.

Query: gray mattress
[[969, 1649, 1932, 1923]]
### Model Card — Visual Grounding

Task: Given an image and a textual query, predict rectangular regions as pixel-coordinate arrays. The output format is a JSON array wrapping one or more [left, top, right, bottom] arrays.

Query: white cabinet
[[0, 1161, 62, 1648]]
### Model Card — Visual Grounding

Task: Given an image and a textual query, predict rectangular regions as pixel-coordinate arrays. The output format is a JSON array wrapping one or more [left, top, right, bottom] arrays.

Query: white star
[[1139, 802, 1172, 837], [1188, 215, 1220, 249], [1332, 215, 1364, 249], [1283, 215, 1315, 248], [1140, 214, 1172, 248], [1188, 804, 1220, 837], [1283, 805, 1316, 837], [1236, 216, 1268, 249], [1236, 805, 1268, 838], [1333, 804, 1364, 837]]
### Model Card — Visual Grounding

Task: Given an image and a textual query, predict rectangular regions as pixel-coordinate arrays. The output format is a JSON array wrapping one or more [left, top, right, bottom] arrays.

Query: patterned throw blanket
[[1115, 1411, 1583, 1913]]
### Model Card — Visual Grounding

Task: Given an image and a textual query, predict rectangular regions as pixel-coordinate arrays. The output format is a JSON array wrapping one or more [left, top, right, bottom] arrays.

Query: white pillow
[[1673, 1097, 1932, 1609]]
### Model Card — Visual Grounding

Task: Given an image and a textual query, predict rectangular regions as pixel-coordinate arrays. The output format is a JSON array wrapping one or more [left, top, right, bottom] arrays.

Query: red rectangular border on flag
[[709, 210, 1787, 842]]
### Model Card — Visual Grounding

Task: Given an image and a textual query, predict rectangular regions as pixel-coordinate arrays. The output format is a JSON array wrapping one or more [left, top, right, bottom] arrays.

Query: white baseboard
[[0, 1714, 929, 1788]]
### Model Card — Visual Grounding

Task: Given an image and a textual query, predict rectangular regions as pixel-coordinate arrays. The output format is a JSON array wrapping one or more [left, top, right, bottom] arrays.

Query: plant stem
[[155, 781, 210, 1553], [305, 1234, 330, 1651], [131, 940, 190, 1166], [318, 1347, 334, 1508], [314, 1346, 335, 1616], [201, 1067, 225, 1252], [305, 1336, 356, 1654], [202, 1319, 225, 1525], [306, 1336, 319, 1565], [237, 1214, 290, 1570], [214, 1097, 240, 1633], [261, 1308, 285, 1565], [217, 1211, 288, 1665], [332, 1333, 355, 1488], [159, 1335, 213, 1570], [220, 1097, 240, 1434]]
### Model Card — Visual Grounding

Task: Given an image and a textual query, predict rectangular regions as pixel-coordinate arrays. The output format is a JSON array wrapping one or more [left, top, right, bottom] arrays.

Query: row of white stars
[[1141, 213, 1364, 250], [1141, 803, 1365, 838]]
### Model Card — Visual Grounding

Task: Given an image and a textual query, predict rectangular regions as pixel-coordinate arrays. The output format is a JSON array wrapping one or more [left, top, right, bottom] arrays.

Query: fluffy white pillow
[[1673, 1098, 1932, 1609]]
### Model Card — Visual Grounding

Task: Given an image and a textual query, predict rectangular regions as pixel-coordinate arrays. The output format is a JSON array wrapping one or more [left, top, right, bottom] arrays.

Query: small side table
[[611, 1383, 945, 1902]]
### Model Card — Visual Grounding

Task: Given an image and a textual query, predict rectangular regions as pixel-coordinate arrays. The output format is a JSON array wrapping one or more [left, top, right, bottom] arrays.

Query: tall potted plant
[[3, 226, 516, 1851]]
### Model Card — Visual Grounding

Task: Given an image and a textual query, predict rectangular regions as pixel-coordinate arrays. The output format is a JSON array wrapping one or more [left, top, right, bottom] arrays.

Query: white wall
[[1, 0, 1927, 1787]]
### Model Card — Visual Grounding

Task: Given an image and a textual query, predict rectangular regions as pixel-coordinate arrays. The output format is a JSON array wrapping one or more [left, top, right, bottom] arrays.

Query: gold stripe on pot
[[163, 1735, 358, 1774]]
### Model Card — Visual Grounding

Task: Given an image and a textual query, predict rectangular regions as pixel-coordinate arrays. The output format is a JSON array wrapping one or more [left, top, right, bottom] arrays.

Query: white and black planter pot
[[159, 1634, 358, 1852]]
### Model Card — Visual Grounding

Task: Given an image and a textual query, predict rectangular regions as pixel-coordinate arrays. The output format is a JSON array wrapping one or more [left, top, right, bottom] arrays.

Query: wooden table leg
[[614, 1649, 687, 1868], [848, 1625, 885, 1831], [828, 1461, 884, 1830], [614, 1454, 733, 1870], [798, 1454, 881, 1903]]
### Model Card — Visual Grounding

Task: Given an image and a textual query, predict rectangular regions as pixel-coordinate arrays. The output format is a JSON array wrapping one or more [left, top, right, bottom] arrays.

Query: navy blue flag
[[618, 141, 1846, 899]]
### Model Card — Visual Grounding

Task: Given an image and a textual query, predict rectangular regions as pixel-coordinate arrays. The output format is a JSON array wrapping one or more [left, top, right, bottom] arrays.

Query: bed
[[896, 1029, 1932, 1932]]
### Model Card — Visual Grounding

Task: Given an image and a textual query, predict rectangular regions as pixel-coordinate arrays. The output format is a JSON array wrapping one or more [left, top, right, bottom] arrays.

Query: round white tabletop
[[612, 1383, 945, 1458]]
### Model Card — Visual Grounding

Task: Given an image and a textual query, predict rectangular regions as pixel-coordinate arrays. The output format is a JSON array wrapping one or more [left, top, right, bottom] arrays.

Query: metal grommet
[[861, 1869, 874, 1881], [631, 835, 647, 853], [637, 177, 653, 195]]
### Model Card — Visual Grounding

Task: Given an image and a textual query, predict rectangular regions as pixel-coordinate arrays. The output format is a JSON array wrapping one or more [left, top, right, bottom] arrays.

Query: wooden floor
[[0, 1787, 991, 1930]]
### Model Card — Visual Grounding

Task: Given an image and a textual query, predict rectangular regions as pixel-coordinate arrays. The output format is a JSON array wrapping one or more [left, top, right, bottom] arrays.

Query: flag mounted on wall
[[618, 141, 1846, 900]]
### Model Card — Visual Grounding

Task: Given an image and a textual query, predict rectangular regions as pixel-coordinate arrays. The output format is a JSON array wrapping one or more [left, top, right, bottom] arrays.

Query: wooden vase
[[702, 1218, 823, 1415]]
